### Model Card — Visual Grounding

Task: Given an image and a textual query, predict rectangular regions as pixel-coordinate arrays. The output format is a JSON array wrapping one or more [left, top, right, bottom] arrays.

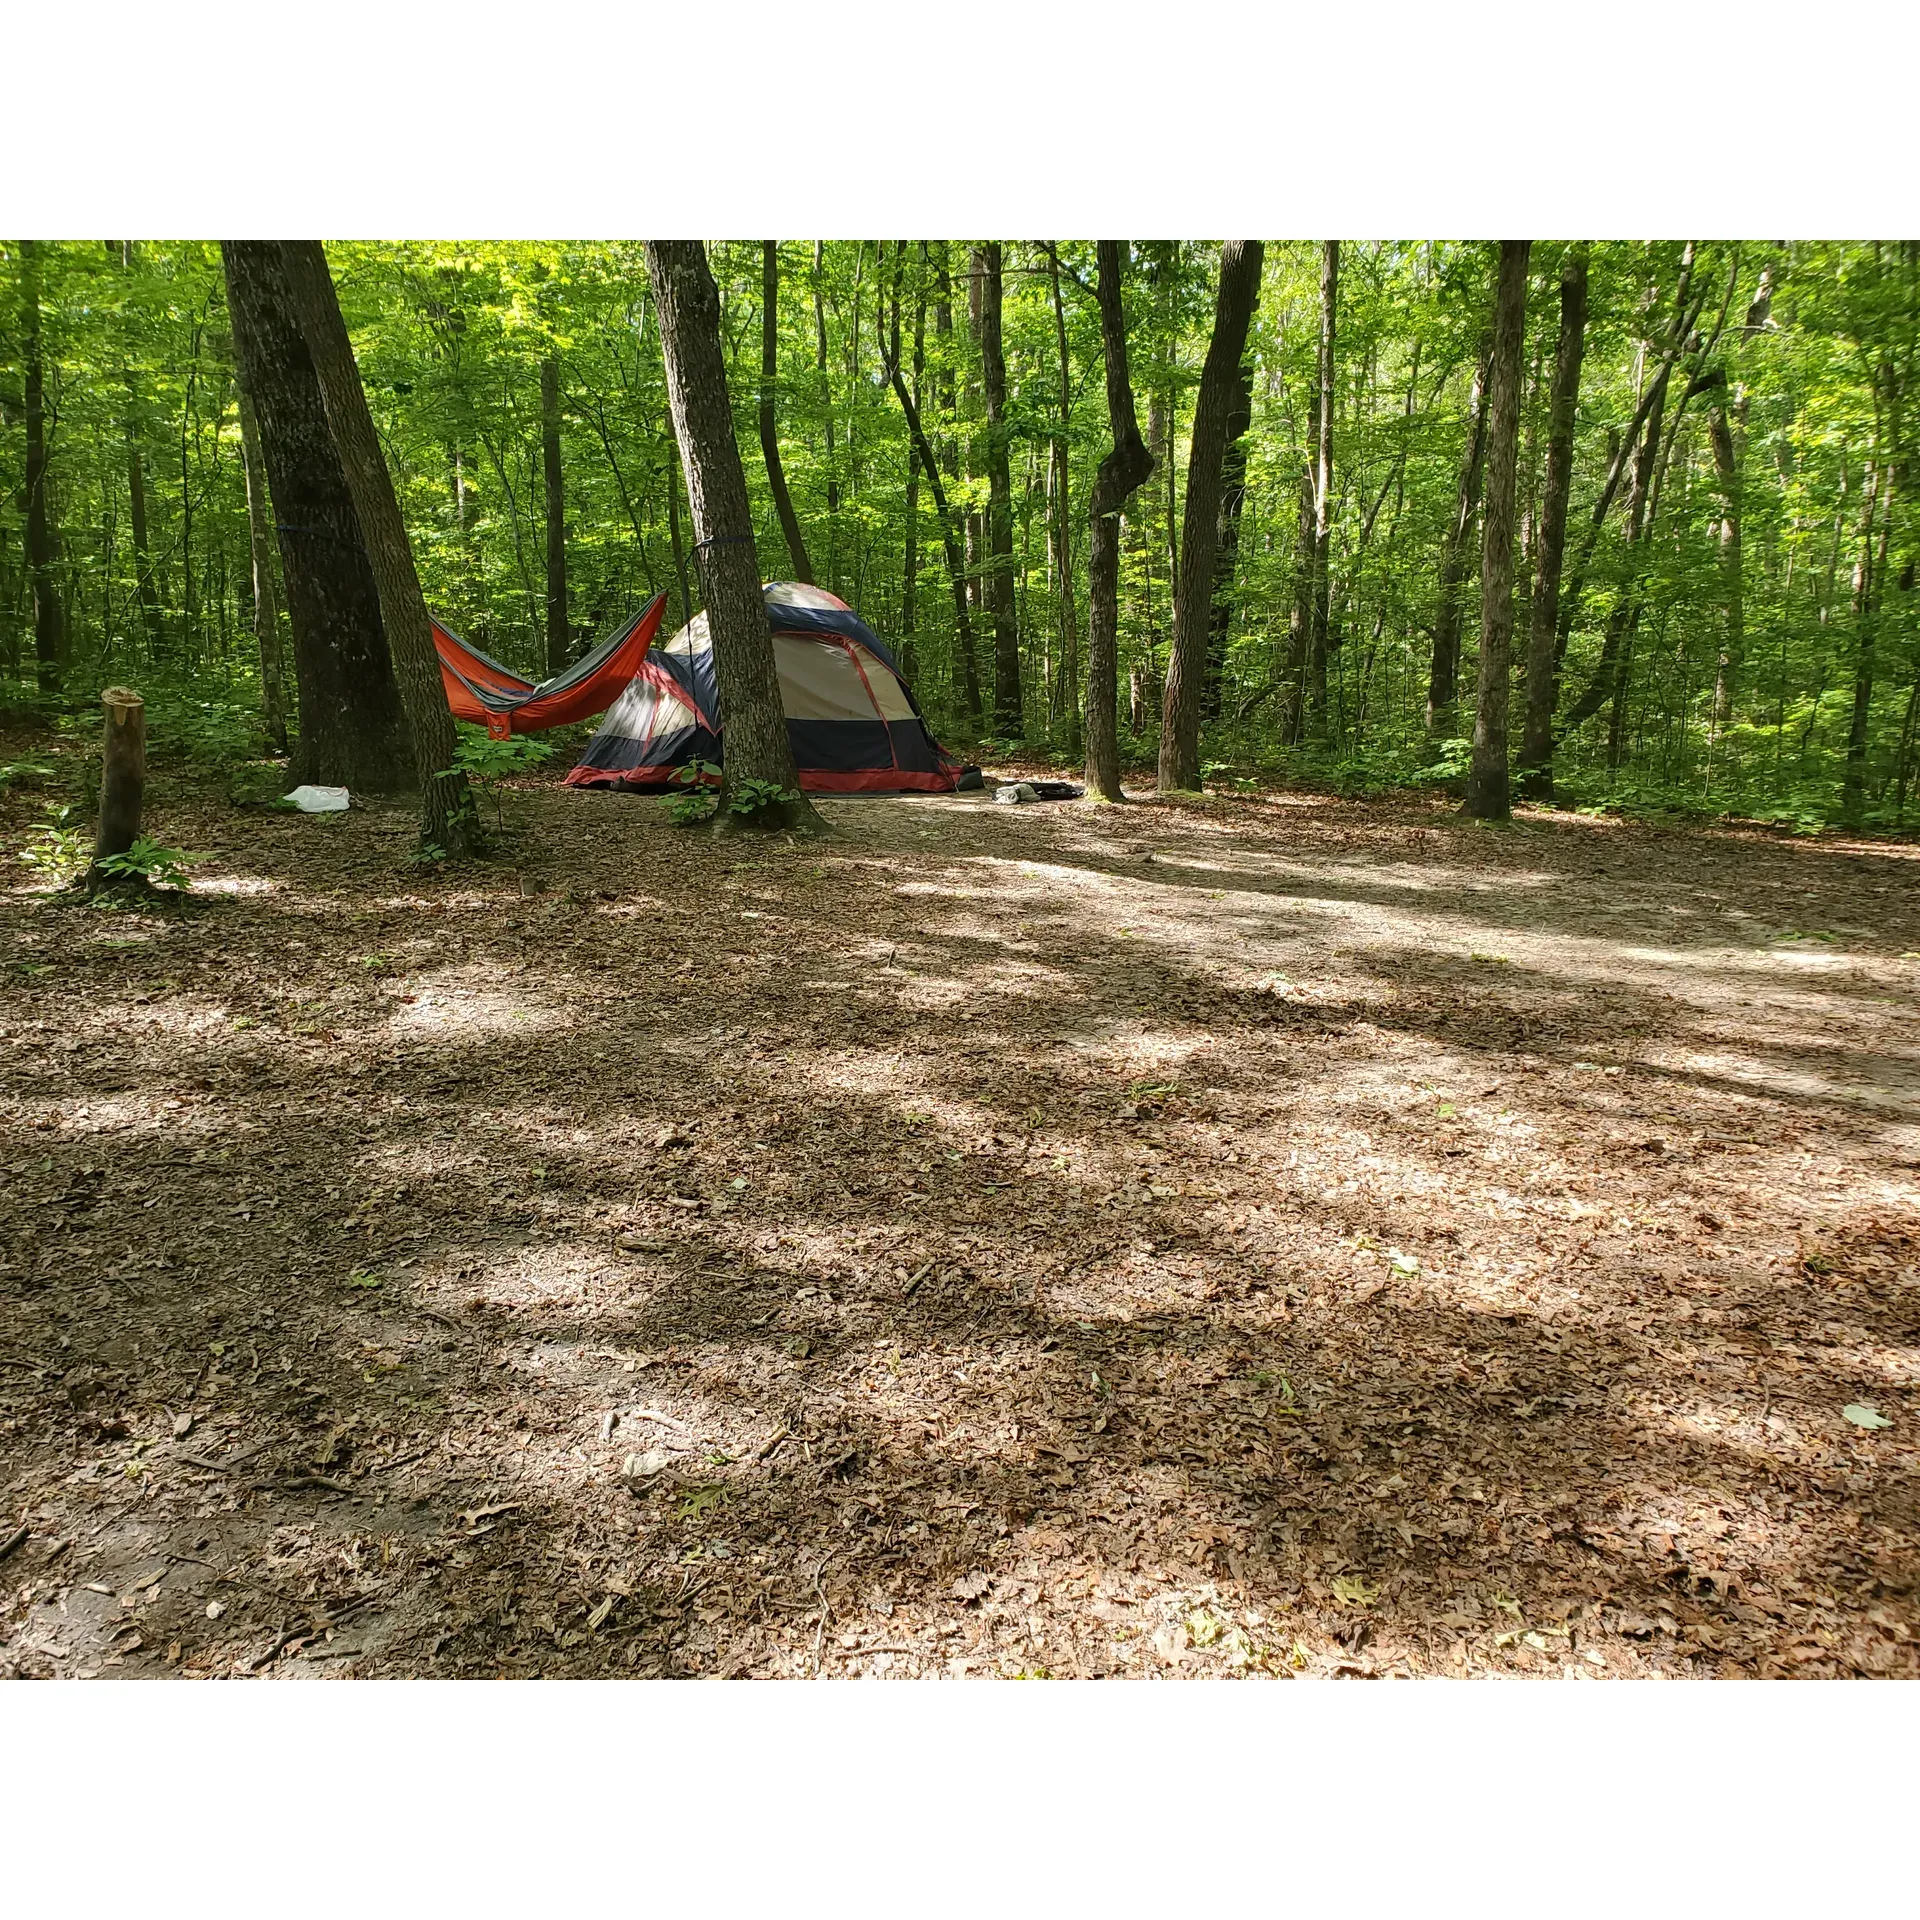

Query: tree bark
[[1427, 348, 1490, 738], [1465, 242, 1532, 821], [1281, 362, 1320, 745], [220, 242, 412, 792], [1707, 396, 1745, 741], [1160, 240, 1264, 792], [541, 356, 569, 676], [901, 248, 926, 679], [979, 243, 1023, 736], [1559, 277, 1693, 741], [274, 241, 476, 853], [1517, 243, 1588, 798], [1086, 242, 1156, 803], [234, 374, 292, 753], [964, 255, 987, 658], [759, 243, 815, 584], [125, 429, 164, 662], [1841, 462, 1884, 827], [585, 395, 658, 596], [931, 246, 980, 722], [20, 241, 67, 695], [1203, 342, 1256, 727], [813, 240, 839, 592], [663, 394, 692, 628], [1554, 257, 1708, 681], [90, 688, 146, 874], [646, 241, 823, 834], [880, 267, 981, 736], [1308, 241, 1338, 729], [1147, 245, 1181, 640], [1046, 244, 1081, 752], [113, 241, 166, 666]]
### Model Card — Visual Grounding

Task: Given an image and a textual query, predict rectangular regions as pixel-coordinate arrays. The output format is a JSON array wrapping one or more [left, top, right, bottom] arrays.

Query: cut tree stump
[[89, 686, 146, 885]]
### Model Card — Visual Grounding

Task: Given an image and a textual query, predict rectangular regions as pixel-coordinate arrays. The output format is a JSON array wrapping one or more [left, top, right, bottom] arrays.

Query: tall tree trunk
[[541, 356, 569, 676], [1842, 462, 1884, 827], [125, 430, 164, 662], [1160, 240, 1264, 792], [1086, 242, 1156, 803], [880, 262, 981, 734], [114, 241, 166, 664], [1046, 244, 1081, 752], [1308, 241, 1338, 730], [1281, 363, 1319, 746], [20, 241, 67, 695], [180, 321, 201, 666], [1517, 243, 1588, 798], [1427, 348, 1491, 738], [1150, 244, 1181, 635], [1555, 252, 1707, 685], [1605, 620, 1637, 772], [1707, 397, 1745, 741], [0, 517, 18, 678], [663, 394, 692, 628], [900, 248, 926, 680], [977, 243, 1022, 736], [275, 241, 476, 853], [646, 241, 823, 833], [759, 242, 815, 584], [1560, 287, 1685, 740], [931, 246, 978, 722], [585, 395, 659, 596], [234, 374, 292, 753], [963, 255, 986, 673], [1516, 329, 1544, 636], [1465, 242, 1533, 821], [813, 240, 839, 592], [220, 242, 412, 791], [1203, 342, 1256, 727]]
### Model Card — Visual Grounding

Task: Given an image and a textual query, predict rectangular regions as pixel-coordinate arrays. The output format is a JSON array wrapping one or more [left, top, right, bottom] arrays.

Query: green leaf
[[94, 838, 200, 888], [1842, 1403, 1891, 1429], [1186, 1609, 1222, 1647]]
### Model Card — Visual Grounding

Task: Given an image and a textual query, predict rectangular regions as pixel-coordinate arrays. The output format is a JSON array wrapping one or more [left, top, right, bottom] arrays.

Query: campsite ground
[[3, 740, 1918, 1680]]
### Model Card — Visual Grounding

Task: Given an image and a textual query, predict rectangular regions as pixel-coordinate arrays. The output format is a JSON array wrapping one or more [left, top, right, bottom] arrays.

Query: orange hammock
[[431, 592, 668, 737]]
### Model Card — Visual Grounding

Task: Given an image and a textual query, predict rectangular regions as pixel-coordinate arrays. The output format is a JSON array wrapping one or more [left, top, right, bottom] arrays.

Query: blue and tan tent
[[566, 582, 961, 795]]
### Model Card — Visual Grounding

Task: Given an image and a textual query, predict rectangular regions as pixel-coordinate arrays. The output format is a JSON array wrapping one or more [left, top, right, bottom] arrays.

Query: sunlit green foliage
[[1, 239, 1913, 827]]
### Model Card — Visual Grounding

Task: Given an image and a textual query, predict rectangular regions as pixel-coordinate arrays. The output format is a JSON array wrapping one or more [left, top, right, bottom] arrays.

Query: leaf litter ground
[[2, 745, 1917, 1679]]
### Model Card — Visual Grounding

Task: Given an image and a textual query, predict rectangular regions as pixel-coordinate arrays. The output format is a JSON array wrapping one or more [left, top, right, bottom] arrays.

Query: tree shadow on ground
[[1, 774, 1915, 1678]]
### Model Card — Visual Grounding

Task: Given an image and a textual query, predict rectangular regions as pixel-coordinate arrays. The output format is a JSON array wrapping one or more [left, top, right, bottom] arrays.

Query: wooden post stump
[[92, 687, 146, 878]]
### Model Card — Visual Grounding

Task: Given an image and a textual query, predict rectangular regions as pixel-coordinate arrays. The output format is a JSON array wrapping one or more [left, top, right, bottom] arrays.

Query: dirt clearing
[[3, 754, 1917, 1678]]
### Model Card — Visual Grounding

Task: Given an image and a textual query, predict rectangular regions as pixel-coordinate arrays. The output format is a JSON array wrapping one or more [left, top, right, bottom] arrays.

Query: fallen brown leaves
[[1, 739, 1917, 1679]]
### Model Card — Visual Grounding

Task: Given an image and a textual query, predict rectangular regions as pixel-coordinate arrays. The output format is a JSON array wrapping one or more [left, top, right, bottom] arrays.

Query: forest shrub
[[662, 759, 722, 827], [92, 838, 199, 889], [451, 724, 555, 830]]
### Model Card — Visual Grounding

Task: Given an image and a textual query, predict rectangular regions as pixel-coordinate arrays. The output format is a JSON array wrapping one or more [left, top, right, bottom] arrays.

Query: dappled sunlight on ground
[[2, 750, 1917, 1678], [384, 979, 574, 1044]]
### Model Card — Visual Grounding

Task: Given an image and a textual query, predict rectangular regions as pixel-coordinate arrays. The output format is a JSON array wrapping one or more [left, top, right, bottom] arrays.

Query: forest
[[1, 240, 1915, 1685], [3, 238, 1915, 832]]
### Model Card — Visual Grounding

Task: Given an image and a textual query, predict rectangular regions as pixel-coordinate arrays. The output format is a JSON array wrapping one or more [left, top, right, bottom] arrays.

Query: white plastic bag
[[285, 785, 350, 813]]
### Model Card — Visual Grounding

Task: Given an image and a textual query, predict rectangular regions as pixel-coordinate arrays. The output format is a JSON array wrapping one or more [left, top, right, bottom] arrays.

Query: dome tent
[[565, 582, 962, 795]]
